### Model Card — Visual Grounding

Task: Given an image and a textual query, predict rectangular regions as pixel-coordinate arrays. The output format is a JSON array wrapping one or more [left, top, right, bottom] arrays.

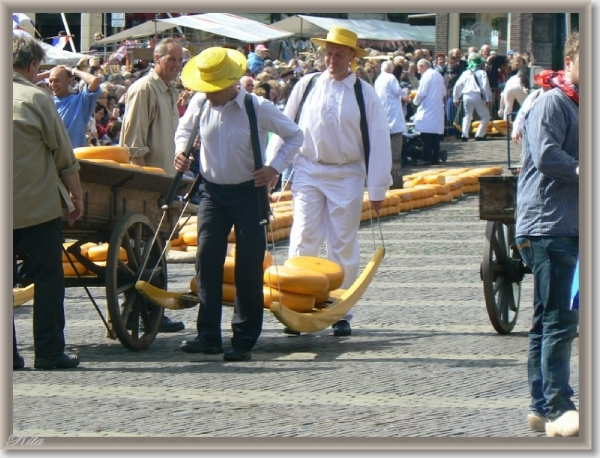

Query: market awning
[[98, 13, 294, 46], [270, 15, 434, 44], [157, 13, 294, 44], [13, 27, 85, 66], [96, 20, 176, 45]]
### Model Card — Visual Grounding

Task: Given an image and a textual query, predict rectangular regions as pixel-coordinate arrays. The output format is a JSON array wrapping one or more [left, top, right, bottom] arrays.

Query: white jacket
[[413, 68, 446, 135], [453, 68, 492, 102]]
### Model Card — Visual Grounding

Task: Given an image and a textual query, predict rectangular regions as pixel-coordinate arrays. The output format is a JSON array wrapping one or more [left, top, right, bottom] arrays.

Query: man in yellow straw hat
[[174, 47, 303, 361], [266, 26, 392, 337]]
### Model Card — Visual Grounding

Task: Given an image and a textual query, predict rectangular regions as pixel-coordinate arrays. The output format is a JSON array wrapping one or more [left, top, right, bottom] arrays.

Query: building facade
[[435, 13, 578, 69]]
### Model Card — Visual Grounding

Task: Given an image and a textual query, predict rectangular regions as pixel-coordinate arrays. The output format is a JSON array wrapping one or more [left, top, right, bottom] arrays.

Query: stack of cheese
[[61, 241, 126, 276], [189, 255, 344, 313], [73, 146, 166, 173], [471, 120, 507, 137], [189, 244, 269, 302], [359, 194, 402, 222], [170, 216, 198, 253]]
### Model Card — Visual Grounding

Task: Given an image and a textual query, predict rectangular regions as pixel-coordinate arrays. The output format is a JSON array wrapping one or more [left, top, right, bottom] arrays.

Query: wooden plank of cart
[[478, 113, 531, 334], [16, 159, 193, 350]]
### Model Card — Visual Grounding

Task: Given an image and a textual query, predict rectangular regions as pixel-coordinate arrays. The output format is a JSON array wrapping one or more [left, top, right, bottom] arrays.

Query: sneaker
[[332, 320, 352, 336], [527, 411, 548, 432], [461, 137, 469, 142], [34, 353, 79, 370], [545, 410, 579, 437], [475, 136, 487, 142], [283, 327, 301, 336]]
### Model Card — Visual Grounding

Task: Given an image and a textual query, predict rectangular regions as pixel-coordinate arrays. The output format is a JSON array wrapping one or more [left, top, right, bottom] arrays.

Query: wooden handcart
[[15, 160, 192, 350], [478, 173, 531, 334]]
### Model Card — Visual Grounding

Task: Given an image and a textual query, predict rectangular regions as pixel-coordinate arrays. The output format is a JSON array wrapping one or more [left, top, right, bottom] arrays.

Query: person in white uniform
[[452, 53, 492, 141], [266, 26, 392, 337], [412, 59, 446, 164], [374, 60, 407, 189]]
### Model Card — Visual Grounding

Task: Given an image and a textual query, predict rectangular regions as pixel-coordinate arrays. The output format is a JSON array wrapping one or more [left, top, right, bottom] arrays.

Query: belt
[[316, 159, 359, 166], [204, 179, 254, 189]]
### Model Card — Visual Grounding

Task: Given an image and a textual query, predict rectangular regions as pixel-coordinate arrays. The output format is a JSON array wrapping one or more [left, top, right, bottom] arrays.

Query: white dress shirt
[[266, 71, 392, 201], [374, 71, 407, 134], [175, 89, 303, 185], [452, 68, 492, 102]]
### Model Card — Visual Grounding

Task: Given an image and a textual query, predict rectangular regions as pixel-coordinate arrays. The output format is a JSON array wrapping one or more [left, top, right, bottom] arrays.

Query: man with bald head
[[49, 63, 102, 148], [239, 75, 255, 93]]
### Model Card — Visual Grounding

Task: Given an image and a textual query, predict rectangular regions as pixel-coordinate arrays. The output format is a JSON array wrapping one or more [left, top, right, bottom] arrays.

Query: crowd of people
[[13, 25, 580, 438]]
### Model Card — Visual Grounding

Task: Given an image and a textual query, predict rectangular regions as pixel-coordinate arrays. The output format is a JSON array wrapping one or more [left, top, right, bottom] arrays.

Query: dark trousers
[[195, 180, 266, 351], [420, 132, 441, 163], [13, 217, 66, 358]]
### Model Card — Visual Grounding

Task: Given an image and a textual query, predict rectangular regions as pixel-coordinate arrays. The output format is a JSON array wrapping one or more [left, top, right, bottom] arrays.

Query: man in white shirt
[[266, 26, 392, 337], [173, 47, 303, 361], [452, 53, 493, 141], [374, 60, 407, 189], [413, 59, 446, 164]]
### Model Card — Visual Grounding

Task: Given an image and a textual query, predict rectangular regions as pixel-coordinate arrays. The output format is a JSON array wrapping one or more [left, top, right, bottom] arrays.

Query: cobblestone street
[[12, 138, 579, 440]]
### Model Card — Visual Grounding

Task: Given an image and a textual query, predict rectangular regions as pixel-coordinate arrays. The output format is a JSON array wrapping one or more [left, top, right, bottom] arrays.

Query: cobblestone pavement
[[12, 138, 579, 438]]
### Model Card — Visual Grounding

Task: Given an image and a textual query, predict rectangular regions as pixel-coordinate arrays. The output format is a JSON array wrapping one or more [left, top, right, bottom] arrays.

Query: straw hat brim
[[181, 49, 247, 93], [310, 37, 369, 58]]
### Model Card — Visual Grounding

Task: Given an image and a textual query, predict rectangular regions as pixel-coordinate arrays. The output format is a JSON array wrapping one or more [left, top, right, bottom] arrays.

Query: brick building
[[435, 13, 579, 70]]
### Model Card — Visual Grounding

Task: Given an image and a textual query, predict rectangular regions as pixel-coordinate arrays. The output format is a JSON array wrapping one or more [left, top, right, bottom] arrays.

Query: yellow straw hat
[[181, 47, 247, 93], [311, 26, 368, 58]]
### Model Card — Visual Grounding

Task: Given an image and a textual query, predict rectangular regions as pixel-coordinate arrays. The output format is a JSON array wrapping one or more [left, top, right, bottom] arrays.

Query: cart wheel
[[482, 221, 522, 334], [106, 212, 167, 350]]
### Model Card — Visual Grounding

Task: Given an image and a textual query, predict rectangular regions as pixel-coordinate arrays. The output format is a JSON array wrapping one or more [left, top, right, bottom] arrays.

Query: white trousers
[[462, 93, 490, 138], [289, 156, 365, 321]]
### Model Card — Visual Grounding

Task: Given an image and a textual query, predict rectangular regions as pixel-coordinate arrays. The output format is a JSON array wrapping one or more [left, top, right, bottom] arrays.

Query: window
[[460, 13, 508, 55]]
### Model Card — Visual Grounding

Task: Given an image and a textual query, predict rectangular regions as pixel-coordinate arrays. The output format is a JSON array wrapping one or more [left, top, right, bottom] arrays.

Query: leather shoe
[[283, 327, 301, 336], [34, 353, 79, 370], [13, 355, 25, 370], [158, 315, 185, 333], [180, 337, 223, 354], [223, 347, 251, 362], [332, 320, 352, 336]]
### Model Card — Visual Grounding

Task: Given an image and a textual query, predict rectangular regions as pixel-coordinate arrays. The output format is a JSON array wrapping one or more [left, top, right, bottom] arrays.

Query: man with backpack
[[266, 26, 392, 337]]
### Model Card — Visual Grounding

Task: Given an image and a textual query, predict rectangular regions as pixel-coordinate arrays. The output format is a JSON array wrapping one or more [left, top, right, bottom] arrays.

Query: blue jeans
[[515, 236, 579, 419]]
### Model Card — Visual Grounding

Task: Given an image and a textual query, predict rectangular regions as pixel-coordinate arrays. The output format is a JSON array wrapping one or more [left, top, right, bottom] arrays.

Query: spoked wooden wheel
[[481, 221, 525, 334], [106, 213, 167, 350]]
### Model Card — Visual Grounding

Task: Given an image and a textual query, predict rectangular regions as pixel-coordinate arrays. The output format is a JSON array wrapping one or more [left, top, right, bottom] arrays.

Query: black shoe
[[461, 137, 469, 142], [475, 136, 487, 141], [34, 353, 79, 370], [13, 355, 25, 370], [440, 150, 448, 162], [332, 320, 352, 337], [223, 347, 251, 362], [180, 337, 223, 354], [159, 316, 185, 333], [283, 327, 301, 336]]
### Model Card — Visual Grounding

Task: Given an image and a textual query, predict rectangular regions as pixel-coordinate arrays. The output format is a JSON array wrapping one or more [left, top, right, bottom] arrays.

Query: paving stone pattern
[[12, 138, 579, 438]]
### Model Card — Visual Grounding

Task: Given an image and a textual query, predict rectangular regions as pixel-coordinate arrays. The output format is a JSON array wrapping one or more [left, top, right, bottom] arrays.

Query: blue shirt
[[247, 52, 265, 75], [53, 85, 100, 148], [516, 88, 579, 237]]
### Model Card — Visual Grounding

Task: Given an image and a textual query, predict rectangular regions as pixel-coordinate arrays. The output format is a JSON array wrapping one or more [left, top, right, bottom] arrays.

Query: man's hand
[[512, 132, 522, 144], [370, 200, 384, 215], [174, 151, 192, 173], [454, 101, 460, 107], [68, 197, 84, 226], [253, 165, 278, 188]]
